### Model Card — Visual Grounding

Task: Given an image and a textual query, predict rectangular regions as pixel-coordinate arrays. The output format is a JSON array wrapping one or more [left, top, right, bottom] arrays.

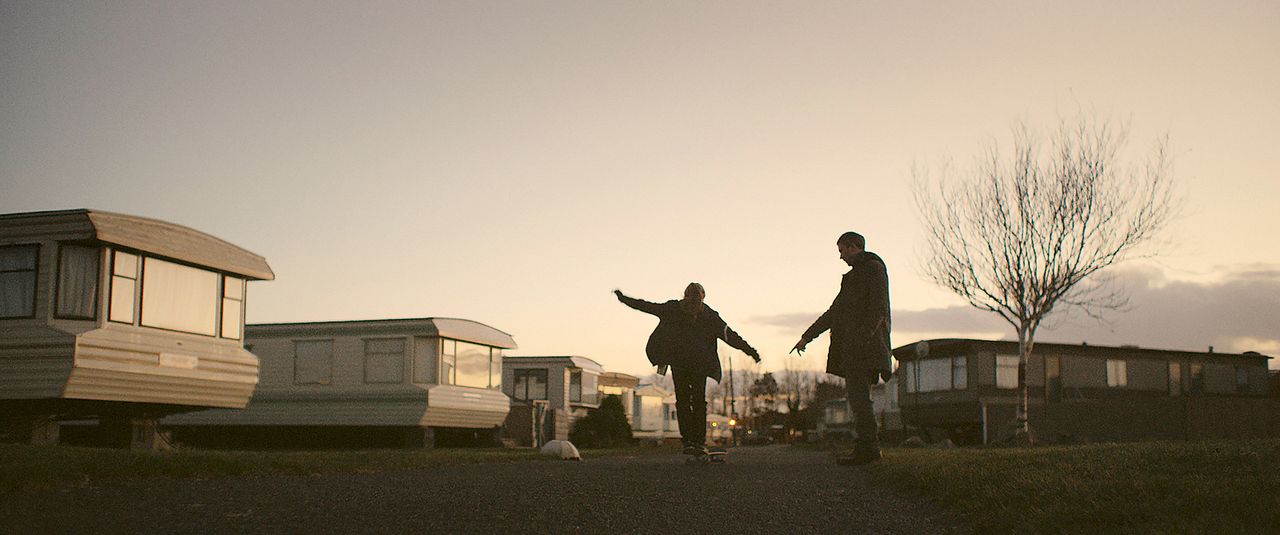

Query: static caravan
[[501, 355, 604, 445], [165, 318, 515, 448], [818, 376, 902, 443], [895, 338, 1278, 444], [0, 209, 273, 448], [631, 382, 677, 443], [598, 371, 639, 425]]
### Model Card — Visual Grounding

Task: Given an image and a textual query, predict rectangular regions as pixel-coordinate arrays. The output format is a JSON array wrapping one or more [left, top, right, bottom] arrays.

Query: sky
[[3, 1, 1277, 376]]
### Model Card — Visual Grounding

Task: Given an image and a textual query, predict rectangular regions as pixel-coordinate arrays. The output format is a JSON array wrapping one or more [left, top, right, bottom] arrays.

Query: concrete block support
[[405, 426, 436, 448]]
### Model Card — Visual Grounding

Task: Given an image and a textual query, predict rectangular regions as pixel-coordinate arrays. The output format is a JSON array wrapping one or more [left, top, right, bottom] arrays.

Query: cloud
[[749, 313, 821, 331], [753, 265, 1280, 360]]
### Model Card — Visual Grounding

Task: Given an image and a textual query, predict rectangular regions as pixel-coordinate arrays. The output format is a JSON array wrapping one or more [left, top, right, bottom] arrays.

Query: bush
[[569, 395, 633, 449]]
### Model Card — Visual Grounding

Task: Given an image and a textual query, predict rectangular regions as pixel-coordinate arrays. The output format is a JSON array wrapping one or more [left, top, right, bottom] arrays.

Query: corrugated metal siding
[[0, 326, 76, 399], [421, 385, 509, 427], [65, 325, 258, 408]]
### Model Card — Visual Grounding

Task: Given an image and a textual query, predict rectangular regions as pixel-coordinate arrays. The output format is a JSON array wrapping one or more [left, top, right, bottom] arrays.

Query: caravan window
[[917, 359, 949, 392], [570, 371, 583, 402], [996, 355, 1019, 389], [140, 257, 218, 336], [952, 356, 968, 390], [455, 341, 491, 388], [412, 337, 439, 384], [294, 340, 333, 385], [364, 338, 405, 384], [0, 245, 39, 319], [512, 368, 548, 400], [1106, 360, 1128, 388], [489, 348, 503, 390], [56, 245, 99, 319], [440, 340, 456, 385], [220, 276, 244, 339], [900, 361, 916, 393], [109, 251, 138, 323]]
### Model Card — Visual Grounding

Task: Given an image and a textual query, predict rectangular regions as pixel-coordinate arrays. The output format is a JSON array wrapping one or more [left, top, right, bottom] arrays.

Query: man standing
[[791, 231, 891, 464]]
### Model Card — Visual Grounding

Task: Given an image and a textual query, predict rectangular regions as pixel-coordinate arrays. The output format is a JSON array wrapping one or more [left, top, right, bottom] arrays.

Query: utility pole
[[727, 354, 737, 446]]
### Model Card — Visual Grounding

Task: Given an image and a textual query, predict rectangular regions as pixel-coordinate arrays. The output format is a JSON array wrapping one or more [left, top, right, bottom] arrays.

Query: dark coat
[[801, 251, 892, 381], [617, 294, 756, 383]]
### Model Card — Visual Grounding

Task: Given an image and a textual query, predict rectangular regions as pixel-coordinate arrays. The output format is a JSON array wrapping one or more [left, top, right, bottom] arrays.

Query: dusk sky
[[3, 1, 1277, 376]]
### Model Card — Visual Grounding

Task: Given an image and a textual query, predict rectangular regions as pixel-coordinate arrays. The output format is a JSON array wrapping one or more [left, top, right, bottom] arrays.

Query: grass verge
[[868, 439, 1280, 534], [0, 443, 675, 495]]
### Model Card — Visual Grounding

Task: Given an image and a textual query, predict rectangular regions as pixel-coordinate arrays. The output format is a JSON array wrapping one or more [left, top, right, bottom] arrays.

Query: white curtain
[[140, 257, 218, 336], [0, 247, 38, 317], [57, 246, 99, 318], [294, 340, 333, 385]]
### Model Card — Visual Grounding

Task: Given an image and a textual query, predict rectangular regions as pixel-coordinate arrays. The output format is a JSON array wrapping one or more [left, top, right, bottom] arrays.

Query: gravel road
[[1, 445, 965, 534]]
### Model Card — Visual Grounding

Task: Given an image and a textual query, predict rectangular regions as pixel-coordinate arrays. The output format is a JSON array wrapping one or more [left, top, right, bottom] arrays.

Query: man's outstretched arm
[[614, 289, 664, 316]]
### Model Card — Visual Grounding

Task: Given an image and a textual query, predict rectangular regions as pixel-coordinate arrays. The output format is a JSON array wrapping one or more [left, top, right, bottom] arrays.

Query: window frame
[[918, 358, 952, 392], [900, 360, 917, 393], [108, 249, 140, 325], [1187, 362, 1204, 394], [1106, 359, 1128, 388], [219, 275, 245, 340], [569, 370, 583, 402], [488, 347, 503, 390], [440, 339, 457, 385], [951, 356, 968, 390], [1235, 366, 1250, 394], [363, 337, 406, 384], [1045, 355, 1062, 402], [453, 339, 493, 389], [103, 248, 249, 338], [138, 256, 220, 337], [54, 244, 100, 321], [512, 368, 549, 401], [0, 244, 41, 320], [995, 355, 1020, 389], [293, 339, 334, 386]]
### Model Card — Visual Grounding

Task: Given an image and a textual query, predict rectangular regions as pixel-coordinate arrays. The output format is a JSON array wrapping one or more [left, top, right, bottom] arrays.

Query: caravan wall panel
[[66, 325, 258, 409], [0, 328, 76, 399]]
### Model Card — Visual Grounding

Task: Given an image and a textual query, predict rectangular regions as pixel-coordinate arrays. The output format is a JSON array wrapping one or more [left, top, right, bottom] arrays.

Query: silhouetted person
[[615, 283, 760, 455], [791, 232, 891, 465]]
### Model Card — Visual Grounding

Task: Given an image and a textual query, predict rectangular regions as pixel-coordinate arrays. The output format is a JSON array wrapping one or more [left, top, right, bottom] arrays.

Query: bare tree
[[912, 114, 1179, 439], [750, 373, 780, 414], [777, 361, 819, 415]]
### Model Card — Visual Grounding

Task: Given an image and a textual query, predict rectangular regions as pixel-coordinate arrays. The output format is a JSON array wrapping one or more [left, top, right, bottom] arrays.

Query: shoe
[[682, 444, 708, 456], [836, 448, 882, 466]]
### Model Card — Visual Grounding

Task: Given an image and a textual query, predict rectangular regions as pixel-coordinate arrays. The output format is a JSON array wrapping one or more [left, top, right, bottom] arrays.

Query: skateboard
[[686, 449, 727, 465]]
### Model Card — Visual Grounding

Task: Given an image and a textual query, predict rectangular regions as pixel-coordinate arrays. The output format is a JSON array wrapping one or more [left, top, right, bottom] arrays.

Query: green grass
[[868, 439, 1280, 534], [0, 443, 674, 495]]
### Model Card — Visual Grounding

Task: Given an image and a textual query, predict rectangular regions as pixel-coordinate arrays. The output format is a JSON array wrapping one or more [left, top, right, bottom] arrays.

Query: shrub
[[569, 394, 633, 449]]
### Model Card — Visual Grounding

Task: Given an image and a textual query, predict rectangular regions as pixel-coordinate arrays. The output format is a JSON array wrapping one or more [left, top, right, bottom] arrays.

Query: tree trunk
[[1017, 326, 1035, 441]]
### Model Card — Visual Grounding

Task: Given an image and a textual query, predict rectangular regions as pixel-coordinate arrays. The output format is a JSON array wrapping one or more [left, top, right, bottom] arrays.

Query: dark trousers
[[845, 367, 880, 451], [670, 367, 707, 446]]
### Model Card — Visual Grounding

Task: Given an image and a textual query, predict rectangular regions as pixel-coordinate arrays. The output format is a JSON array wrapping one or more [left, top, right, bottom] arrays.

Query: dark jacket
[[801, 251, 892, 380], [617, 294, 756, 383]]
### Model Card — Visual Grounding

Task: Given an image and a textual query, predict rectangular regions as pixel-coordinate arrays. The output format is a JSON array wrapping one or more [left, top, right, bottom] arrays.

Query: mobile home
[[501, 355, 604, 445], [895, 338, 1278, 444], [165, 318, 515, 448], [0, 209, 273, 448]]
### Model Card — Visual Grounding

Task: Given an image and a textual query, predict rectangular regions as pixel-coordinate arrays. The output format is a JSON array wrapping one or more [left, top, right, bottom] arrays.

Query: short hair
[[837, 231, 865, 249]]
